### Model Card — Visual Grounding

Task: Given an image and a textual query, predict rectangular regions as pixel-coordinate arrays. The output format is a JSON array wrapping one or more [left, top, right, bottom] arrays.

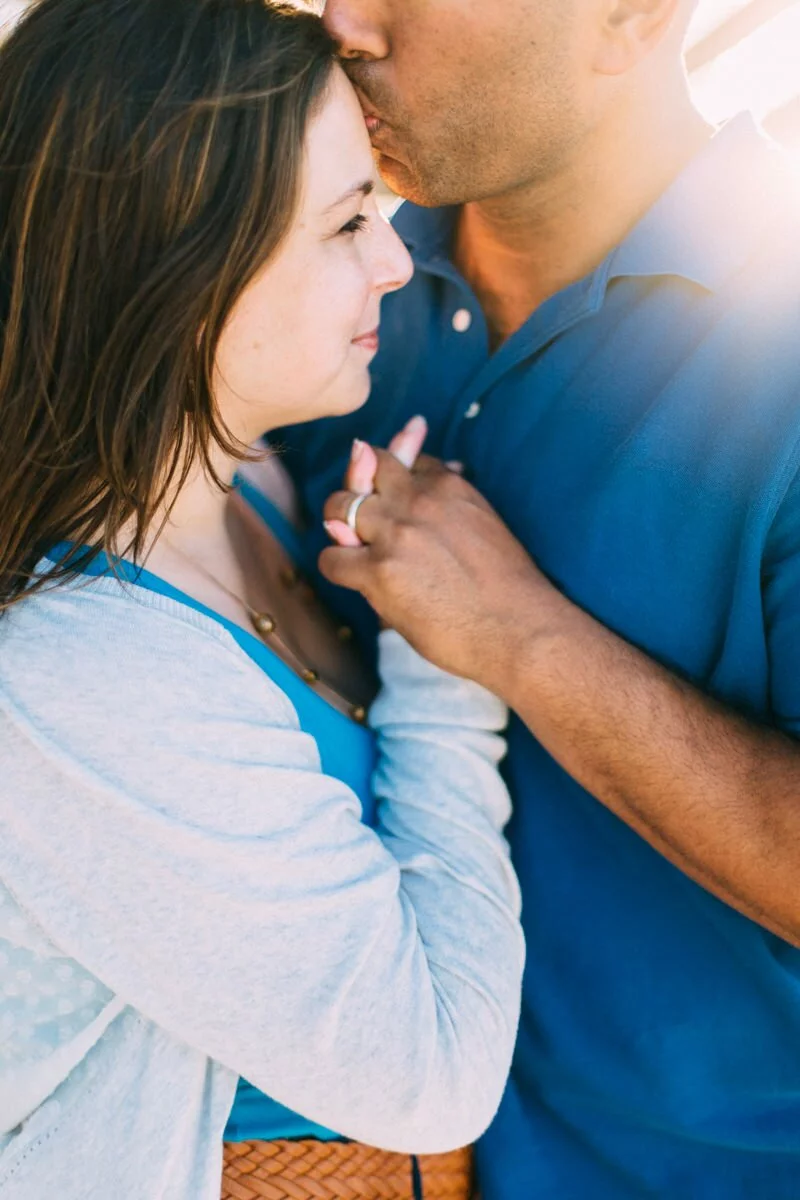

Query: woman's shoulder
[[0, 573, 301, 741], [0, 572, 329, 838]]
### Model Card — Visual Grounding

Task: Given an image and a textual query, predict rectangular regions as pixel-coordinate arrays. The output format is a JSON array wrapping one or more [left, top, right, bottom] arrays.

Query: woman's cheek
[[334, 253, 373, 330]]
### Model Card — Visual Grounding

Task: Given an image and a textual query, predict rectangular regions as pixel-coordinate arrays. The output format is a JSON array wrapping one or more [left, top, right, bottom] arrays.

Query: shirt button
[[452, 308, 473, 334], [464, 401, 481, 419]]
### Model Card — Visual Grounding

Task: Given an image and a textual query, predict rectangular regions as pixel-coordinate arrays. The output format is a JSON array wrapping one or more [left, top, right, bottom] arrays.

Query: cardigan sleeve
[[0, 581, 523, 1154]]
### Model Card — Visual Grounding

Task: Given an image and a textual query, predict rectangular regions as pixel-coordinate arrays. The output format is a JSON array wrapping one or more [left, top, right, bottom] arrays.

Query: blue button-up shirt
[[278, 116, 800, 1197]]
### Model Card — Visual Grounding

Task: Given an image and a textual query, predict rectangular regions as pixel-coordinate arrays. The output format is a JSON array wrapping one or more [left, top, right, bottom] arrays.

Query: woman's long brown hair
[[0, 0, 335, 611]]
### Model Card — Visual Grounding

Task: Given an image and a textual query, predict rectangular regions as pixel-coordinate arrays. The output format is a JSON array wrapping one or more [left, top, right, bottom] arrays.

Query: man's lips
[[355, 88, 386, 135]]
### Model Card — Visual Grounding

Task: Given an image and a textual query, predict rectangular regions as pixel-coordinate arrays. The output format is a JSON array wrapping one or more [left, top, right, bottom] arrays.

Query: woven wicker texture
[[221, 1139, 474, 1200]]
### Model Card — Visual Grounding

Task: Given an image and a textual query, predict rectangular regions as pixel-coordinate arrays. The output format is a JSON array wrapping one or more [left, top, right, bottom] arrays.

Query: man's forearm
[[499, 585, 800, 946], [321, 451, 800, 943]]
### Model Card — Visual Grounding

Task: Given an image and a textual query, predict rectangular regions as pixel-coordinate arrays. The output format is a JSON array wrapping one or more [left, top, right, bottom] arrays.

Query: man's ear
[[592, 0, 688, 76]]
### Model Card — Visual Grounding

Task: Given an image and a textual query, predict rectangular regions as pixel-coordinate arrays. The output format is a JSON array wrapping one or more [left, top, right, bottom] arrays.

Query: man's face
[[323, 0, 591, 208]]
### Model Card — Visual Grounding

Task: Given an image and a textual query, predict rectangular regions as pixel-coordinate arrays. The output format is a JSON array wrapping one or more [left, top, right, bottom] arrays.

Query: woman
[[0, 1, 524, 1198]]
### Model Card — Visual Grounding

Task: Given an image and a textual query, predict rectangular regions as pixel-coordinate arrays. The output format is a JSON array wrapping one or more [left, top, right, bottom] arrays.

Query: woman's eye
[[340, 213, 369, 236]]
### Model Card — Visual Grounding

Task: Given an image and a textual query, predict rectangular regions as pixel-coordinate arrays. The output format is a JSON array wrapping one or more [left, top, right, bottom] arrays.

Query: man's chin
[[373, 153, 440, 210], [374, 156, 419, 207]]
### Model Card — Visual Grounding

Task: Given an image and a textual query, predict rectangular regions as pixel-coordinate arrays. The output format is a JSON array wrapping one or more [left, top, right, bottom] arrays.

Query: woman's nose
[[323, 1, 389, 61], [373, 217, 414, 297]]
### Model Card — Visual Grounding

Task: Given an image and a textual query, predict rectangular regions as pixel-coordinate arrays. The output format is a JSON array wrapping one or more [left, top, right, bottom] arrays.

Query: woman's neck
[[113, 442, 241, 574], [159, 452, 237, 551]]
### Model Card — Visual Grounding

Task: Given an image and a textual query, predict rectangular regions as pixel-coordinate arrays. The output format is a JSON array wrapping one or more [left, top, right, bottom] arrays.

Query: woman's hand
[[324, 416, 430, 548], [320, 444, 556, 691]]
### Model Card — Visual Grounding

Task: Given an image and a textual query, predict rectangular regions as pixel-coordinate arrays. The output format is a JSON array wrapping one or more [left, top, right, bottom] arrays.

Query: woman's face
[[213, 67, 413, 440]]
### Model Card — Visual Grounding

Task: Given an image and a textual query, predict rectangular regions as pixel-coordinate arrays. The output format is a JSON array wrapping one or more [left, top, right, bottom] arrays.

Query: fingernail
[[324, 519, 362, 548], [351, 439, 367, 464], [445, 460, 465, 474], [406, 415, 427, 434], [393, 446, 417, 469]]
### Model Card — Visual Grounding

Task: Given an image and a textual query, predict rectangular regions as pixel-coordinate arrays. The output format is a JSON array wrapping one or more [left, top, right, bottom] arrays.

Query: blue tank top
[[63, 480, 377, 1144]]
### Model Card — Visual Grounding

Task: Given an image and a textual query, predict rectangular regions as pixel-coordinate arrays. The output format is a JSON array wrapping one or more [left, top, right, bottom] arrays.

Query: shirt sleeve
[[0, 586, 523, 1154]]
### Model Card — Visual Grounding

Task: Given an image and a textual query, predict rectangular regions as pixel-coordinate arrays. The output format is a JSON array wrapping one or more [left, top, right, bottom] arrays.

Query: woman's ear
[[593, 0, 690, 76]]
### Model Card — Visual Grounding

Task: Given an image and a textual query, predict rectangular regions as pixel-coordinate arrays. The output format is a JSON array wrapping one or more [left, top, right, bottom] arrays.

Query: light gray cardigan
[[0, 573, 524, 1198]]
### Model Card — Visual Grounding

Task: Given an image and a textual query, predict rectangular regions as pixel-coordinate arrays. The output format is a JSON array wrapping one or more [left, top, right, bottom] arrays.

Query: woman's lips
[[352, 328, 380, 355], [365, 114, 383, 135]]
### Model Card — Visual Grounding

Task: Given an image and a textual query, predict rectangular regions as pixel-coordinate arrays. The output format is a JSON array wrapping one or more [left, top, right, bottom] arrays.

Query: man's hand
[[320, 434, 800, 949], [321, 447, 553, 689]]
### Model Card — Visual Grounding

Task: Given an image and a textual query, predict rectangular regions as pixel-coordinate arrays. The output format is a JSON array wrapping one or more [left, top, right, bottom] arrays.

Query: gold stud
[[337, 626, 353, 643], [250, 612, 276, 637], [350, 705, 367, 725], [301, 668, 319, 685], [280, 567, 298, 589]]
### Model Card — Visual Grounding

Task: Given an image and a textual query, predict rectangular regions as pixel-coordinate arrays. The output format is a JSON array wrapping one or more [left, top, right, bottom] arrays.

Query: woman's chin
[[280, 370, 372, 428], [324, 377, 373, 420]]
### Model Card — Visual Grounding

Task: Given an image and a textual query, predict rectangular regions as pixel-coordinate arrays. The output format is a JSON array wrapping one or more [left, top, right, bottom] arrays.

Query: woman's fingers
[[323, 489, 386, 545], [334, 435, 413, 549], [388, 415, 428, 469], [323, 519, 362, 548], [345, 439, 380, 495], [324, 448, 461, 551], [338, 440, 379, 548], [347, 416, 426, 498], [324, 427, 439, 551]]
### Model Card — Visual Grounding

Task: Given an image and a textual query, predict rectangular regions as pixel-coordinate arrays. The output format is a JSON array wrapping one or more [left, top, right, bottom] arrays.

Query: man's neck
[[454, 94, 712, 348]]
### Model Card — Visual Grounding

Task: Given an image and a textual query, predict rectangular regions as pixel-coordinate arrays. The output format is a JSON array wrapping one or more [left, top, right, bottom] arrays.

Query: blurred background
[[1, 0, 798, 157], [687, 0, 800, 154]]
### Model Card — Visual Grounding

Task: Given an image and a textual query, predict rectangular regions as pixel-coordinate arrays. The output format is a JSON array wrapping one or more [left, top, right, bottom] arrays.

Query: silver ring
[[345, 492, 370, 536]]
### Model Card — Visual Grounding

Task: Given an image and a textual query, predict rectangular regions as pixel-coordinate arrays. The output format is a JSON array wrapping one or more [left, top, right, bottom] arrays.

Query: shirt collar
[[392, 113, 795, 294], [392, 199, 457, 261]]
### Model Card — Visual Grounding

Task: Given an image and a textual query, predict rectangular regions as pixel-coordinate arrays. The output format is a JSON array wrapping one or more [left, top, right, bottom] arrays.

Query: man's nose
[[322, 1, 389, 61]]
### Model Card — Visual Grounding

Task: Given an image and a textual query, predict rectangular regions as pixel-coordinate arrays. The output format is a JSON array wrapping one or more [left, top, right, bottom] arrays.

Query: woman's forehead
[[303, 70, 375, 213]]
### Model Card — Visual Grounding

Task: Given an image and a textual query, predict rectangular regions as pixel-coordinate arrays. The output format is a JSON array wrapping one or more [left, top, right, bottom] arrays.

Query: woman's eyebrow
[[323, 180, 375, 213]]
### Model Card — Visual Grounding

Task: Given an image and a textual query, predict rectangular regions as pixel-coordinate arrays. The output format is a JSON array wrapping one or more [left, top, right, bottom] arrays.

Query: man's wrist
[[476, 570, 574, 706]]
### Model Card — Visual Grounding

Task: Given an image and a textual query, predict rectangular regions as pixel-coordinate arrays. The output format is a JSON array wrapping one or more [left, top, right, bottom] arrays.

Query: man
[[276, 0, 800, 1194]]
